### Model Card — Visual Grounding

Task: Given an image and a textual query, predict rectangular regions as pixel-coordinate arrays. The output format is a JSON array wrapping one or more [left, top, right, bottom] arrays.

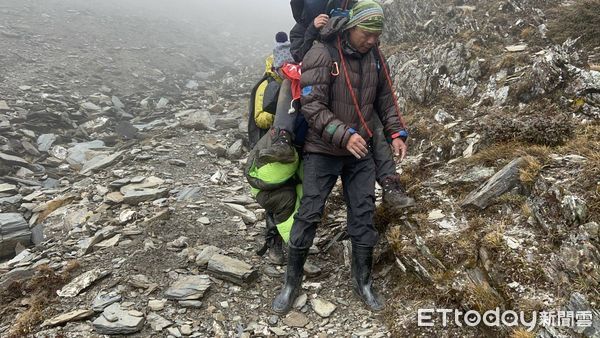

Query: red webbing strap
[[337, 36, 373, 138], [375, 46, 407, 129]]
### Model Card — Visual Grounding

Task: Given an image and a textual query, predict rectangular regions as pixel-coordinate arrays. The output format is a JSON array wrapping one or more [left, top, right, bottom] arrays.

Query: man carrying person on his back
[[260, 0, 415, 213], [272, 1, 408, 314]]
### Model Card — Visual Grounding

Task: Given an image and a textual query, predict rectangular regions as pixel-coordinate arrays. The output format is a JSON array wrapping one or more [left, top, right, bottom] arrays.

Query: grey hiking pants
[[274, 80, 396, 184], [289, 152, 379, 249], [273, 79, 296, 135]]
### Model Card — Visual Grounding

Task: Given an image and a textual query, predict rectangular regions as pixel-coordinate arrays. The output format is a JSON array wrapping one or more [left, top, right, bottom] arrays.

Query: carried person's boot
[[268, 233, 285, 266], [351, 243, 385, 311], [258, 128, 296, 164], [381, 175, 415, 211], [266, 213, 285, 265], [257, 213, 285, 265], [272, 246, 309, 314]]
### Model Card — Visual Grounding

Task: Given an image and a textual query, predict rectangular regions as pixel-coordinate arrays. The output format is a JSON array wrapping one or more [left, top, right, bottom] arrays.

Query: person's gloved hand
[[313, 14, 329, 30]]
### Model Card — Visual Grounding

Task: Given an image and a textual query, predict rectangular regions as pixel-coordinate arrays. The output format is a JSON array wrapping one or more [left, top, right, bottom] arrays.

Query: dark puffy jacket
[[289, 0, 356, 63], [300, 16, 402, 156], [290, 0, 305, 23], [290, 22, 319, 63]]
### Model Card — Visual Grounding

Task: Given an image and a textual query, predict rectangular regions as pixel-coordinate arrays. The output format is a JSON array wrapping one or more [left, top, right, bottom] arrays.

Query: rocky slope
[[379, 0, 599, 337], [0, 0, 599, 337]]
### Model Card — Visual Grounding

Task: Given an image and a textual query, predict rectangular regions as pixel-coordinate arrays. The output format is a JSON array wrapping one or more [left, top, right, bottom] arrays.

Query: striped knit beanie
[[344, 0, 384, 33]]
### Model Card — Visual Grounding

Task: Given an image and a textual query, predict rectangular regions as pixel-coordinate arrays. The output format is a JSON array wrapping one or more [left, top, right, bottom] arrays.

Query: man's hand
[[392, 138, 407, 161], [313, 14, 329, 29], [346, 133, 368, 159]]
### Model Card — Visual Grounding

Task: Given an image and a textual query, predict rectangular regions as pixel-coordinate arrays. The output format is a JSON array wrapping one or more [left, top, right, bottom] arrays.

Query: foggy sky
[[74, 0, 296, 49]]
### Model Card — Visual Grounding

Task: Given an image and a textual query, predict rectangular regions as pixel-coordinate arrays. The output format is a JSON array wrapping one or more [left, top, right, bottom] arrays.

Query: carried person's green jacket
[[244, 133, 303, 242]]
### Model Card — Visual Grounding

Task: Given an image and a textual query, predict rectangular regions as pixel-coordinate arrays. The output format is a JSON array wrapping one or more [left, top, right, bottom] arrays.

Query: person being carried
[[272, 31, 295, 78], [272, 0, 406, 314], [259, 0, 414, 212]]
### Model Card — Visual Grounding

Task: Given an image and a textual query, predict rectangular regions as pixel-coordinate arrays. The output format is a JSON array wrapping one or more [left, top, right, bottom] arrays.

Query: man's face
[[348, 27, 381, 54]]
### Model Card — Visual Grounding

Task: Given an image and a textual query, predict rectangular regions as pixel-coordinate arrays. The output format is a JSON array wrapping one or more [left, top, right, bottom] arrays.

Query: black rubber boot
[[381, 175, 415, 210], [351, 243, 385, 311], [272, 246, 309, 314], [258, 128, 296, 164]]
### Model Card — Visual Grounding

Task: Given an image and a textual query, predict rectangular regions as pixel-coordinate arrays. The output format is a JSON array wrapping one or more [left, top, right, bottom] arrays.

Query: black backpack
[[262, 78, 281, 114]]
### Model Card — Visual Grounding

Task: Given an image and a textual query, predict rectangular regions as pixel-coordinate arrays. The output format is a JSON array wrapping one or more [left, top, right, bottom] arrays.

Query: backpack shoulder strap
[[324, 42, 381, 76], [372, 48, 382, 74], [324, 43, 341, 83], [325, 43, 340, 64]]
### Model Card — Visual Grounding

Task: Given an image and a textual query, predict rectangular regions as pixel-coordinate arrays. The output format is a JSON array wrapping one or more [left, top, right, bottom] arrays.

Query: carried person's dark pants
[[372, 117, 396, 183], [255, 185, 296, 225], [289, 152, 379, 249]]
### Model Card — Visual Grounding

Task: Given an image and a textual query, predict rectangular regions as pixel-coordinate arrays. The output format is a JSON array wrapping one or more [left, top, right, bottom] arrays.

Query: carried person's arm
[[300, 43, 353, 149], [374, 51, 408, 160], [291, 14, 329, 63], [299, 15, 328, 63]]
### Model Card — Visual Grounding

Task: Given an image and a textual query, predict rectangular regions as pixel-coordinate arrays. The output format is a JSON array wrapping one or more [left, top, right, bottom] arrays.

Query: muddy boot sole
[[257, 148, 296, 164]]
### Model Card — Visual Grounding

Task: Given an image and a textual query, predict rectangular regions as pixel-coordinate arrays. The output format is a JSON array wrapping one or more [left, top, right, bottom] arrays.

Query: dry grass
[[386, 226, 403, 254], [483, 112, 574, 146], [374, 205, 400, 233], [520, 27, 535, 40], [424, 223, 480, 268], [479, 219, 508, 254], [466, 141, 551, 167], [493, 194, 528, 210], [521, 202, 533, 218], [7, 261, 80, 337], [496, 53, 531, 72], [516, 298, 546, 316], [502, 252, 548, 287], [464, 281, 505, 313], [547, 0, 600, 49], [466, 215, 489, 232], [510, 328, 536, 338], [406, 116, 444, 142], [481, 231, 505, 252], [559, 123, 600, 222], [519, 156, 542, 188], [470, 123, 598, 221], [572, 274, 600, 303], [559, 123, 600, 157]]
